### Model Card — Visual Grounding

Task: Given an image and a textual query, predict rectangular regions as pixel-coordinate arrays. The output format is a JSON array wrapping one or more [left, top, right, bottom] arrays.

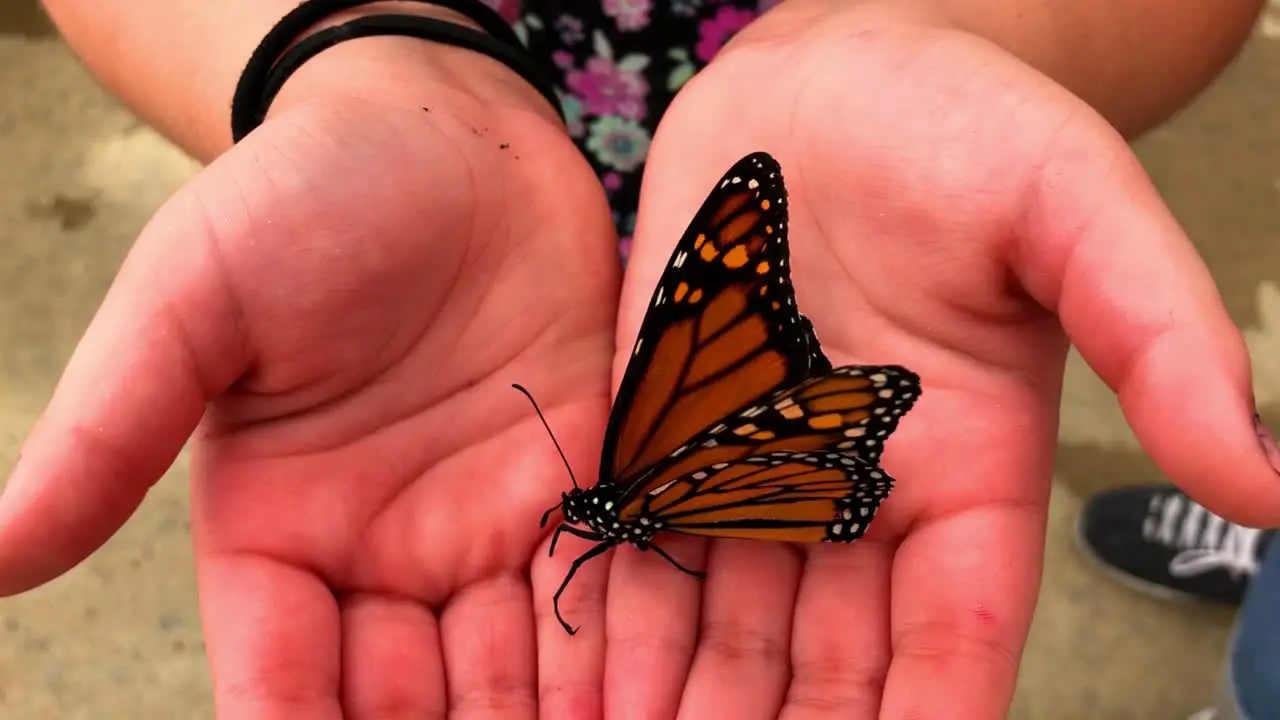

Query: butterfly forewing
[[602, 152, 829, 486]]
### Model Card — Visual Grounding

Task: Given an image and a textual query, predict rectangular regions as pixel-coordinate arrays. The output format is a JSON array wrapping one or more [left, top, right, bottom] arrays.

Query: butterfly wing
[[635, 451, 894, 543], [612, 364, 920, 521], [601, 152, 830, 486], [687, 363, 920, 465]]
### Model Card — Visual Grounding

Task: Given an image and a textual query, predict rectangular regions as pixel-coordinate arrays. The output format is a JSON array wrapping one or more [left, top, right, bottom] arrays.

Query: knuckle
[[788, 658, 886, 715], [449, 680, 536, 715], [698, 618, 789, 665], [893, 617, 1021, 673]]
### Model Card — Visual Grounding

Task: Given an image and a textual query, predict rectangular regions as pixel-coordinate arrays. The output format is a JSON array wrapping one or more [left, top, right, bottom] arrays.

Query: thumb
[[1016, 120, 1280, 527], [0, 172, 249, 595]]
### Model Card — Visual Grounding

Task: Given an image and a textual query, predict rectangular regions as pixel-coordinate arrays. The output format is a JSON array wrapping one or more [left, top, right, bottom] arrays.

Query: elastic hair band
[[231, 0, 562, 142]]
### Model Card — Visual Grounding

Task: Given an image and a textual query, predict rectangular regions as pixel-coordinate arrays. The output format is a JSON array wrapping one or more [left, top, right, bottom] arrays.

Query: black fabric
[[516, 0, 777, 259], [232, 0, 561, 141]]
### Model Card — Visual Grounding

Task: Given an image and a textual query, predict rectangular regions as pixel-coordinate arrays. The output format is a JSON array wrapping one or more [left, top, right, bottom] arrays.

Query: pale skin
[[3, 0, 1276, 717]]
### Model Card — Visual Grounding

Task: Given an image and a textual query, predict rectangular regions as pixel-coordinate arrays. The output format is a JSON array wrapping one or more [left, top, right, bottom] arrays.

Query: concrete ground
[[2, 3, 1278, 718]]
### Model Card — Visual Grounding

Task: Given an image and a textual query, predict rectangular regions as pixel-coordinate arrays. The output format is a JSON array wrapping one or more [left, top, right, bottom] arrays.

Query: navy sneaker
[[1075, 485, 1275, 606]]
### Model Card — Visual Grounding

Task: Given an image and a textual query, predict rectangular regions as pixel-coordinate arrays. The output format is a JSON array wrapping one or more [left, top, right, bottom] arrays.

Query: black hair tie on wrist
[[231, 0, 563, 142]]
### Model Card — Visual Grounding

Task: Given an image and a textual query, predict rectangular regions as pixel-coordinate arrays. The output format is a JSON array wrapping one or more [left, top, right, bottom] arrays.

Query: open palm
[[0, 97, 620, 717], [586, 6, 1280, 719]]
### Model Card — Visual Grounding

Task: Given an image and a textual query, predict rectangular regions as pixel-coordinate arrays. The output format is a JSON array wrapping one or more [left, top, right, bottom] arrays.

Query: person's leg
[[1220, 539, 1280, 719]]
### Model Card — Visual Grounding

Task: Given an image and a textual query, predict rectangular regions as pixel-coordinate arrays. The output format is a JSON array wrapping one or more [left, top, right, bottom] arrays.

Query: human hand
[[0, 56, 622, 717], [559, 3, 1280, 718]]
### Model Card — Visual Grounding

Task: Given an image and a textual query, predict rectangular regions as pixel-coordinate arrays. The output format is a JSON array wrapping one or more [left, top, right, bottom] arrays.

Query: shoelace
[[1141, 493, 1268, 579]]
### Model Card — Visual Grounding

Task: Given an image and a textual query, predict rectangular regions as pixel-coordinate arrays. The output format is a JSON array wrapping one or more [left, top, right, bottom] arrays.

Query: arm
[[39, 1, 556, 162]]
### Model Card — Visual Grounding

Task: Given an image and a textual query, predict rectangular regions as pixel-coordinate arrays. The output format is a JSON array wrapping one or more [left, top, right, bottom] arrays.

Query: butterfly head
[[558, 486, 592, 525], [539, 486, 592, 529], [558, 489, 581, 523]]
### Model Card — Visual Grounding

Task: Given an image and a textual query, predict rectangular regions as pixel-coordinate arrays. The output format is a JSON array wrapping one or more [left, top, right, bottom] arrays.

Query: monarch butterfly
[[515, 151, 921, 635]]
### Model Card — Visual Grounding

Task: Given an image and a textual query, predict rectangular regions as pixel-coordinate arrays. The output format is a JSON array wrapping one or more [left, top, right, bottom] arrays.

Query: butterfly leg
[[549, 523, 604, 558], [553, 541, 616, 635], [648, 542, 707, 580], [539, 502, 562, 529]]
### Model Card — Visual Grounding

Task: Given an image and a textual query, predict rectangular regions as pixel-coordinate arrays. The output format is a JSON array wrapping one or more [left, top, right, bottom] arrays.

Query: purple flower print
[[695, 6, 758, 62], [565, 56, 650, 120], [603, 0, 653, 31], [555, 14, 585, 44], [602, 172, 624, 192]]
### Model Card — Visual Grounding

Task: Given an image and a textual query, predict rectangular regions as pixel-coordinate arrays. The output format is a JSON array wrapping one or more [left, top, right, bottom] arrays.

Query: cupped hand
[[573, 4, 1280, 718], [0, 87, 621, 717]]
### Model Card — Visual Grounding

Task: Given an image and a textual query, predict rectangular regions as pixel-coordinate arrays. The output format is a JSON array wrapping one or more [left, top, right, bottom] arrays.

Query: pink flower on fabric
[[603, 0, 653, 31], [479, 0, 521, 23], [602, 172, 624, 191], [695, 6, 758, 62], [552, 50, 575, 69], [565, 56, 650, 120]]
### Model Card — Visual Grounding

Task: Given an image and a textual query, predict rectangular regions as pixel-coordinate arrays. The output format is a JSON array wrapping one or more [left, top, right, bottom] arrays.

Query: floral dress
[[482, 0, 782, 262]]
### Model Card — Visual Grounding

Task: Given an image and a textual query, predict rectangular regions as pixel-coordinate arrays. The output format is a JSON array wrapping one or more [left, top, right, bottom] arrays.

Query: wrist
[[740, 0, 954, 46], [747, 0, 1263, 138], [45, 0, 560, 163], [265, 5, 562, 143]]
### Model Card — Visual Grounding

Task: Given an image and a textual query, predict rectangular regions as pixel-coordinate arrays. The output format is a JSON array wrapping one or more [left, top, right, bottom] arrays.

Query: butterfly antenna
[[512, 384, 580, 490]]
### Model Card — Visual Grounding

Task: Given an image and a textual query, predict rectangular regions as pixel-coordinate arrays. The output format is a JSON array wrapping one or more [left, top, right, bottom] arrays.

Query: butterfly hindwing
[[685, 364, 920, 464], [631, 451, 894, 543], [614, 364, 920, 519], [601, 152, 830, 485]]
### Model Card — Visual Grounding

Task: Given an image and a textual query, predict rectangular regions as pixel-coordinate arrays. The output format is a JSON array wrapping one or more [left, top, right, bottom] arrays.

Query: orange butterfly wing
[[612, 365, 919, 534], [635, 452, 892, 543], [600, 152, 829, 489]]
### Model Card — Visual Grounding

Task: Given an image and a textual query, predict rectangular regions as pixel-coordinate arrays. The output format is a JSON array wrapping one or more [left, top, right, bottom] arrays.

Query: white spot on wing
[[648, 480, 678, 496]]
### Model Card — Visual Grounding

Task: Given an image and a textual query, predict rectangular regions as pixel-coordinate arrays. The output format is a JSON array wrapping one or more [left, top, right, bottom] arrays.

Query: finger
[[677, 539, 800, 720], [199, 553, 342, 719], [604, 535, 706, 719], [1015, 123, 1280, 525], [781, 539, 895, 720], [0, 185, 247, 595], [879, 505, 1043, 719], [439, 573, 538, 719], [341, 593, 446, 719], [532, 531, 609, 718]]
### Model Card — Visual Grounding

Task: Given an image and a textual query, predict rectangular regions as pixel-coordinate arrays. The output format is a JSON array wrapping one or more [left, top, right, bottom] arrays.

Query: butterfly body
[[520, 151, 922, 635], [555, 486, 662, 548]]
